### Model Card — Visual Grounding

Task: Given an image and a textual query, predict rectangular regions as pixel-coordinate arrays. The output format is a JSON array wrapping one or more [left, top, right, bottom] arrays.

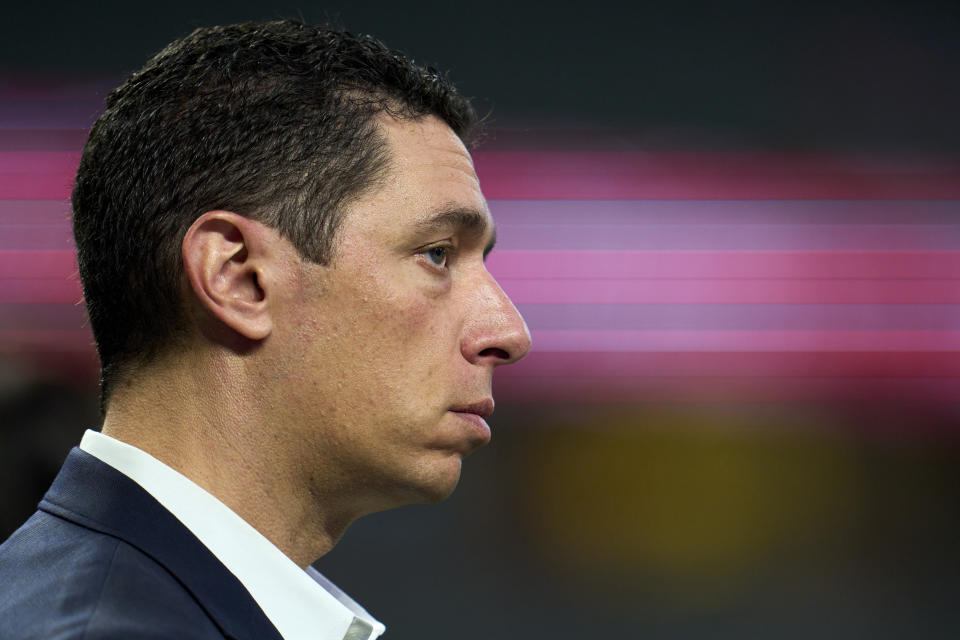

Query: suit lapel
[[39, 448, 284, 640]]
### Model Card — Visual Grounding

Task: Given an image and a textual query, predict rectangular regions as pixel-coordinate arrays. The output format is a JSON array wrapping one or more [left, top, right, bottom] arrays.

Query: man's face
[[273, 115, 530, 513]]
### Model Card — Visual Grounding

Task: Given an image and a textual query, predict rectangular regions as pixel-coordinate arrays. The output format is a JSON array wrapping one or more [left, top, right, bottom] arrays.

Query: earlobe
[[182, 211, 276, 341]]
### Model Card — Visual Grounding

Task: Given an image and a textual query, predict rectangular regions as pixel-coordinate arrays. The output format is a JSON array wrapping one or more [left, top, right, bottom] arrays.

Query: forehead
[[329, 114, 494, 261], [379, 113, 477, 177], [376, 115, 491, 223]]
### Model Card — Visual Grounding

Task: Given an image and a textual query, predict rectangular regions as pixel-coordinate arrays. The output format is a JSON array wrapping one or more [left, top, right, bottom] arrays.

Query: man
[[0, 20, 530, 639]]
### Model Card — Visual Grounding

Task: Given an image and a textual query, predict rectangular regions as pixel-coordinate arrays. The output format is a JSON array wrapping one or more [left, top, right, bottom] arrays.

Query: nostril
[[479, 347, 510, 361]]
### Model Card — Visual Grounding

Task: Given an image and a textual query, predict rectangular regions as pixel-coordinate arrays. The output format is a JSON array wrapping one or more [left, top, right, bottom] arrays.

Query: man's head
[[73, 21, 530, 532], [72, 20, 478, 407]]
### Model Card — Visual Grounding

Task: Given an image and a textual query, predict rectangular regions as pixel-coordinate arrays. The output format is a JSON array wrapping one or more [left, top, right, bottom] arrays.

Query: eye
[[424, 246, 448, 268]]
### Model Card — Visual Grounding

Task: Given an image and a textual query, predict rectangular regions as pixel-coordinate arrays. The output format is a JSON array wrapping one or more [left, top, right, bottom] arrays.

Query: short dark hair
[[72, 20, 477, 409]]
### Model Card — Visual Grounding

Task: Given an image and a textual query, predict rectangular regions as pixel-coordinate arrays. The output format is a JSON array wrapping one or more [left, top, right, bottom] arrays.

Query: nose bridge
[[464, 265, 531, 365]]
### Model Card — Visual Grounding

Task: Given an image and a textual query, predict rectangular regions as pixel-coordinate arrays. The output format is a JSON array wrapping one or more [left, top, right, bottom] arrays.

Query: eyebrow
[[417, 207, 498, 258]]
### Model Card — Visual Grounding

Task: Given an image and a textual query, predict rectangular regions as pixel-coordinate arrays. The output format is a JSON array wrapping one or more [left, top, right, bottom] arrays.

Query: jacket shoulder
[[0, 511, 224, 639]]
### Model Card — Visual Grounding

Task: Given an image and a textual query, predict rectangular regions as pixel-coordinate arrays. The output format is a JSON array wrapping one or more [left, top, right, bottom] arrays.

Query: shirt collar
[[79, 429, 385, 640]]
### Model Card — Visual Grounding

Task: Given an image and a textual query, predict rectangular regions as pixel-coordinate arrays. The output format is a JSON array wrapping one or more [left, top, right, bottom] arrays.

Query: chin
[[421, 478, 460, 504], [398, 456, 464, 505]]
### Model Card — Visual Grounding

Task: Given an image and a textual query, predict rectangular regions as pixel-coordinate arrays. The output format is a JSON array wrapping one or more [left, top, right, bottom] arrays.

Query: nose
[[461, 268, 532, 367]]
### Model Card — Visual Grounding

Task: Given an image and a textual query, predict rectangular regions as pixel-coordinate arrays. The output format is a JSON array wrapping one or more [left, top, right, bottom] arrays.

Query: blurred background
[[2, 0, 960, 637]]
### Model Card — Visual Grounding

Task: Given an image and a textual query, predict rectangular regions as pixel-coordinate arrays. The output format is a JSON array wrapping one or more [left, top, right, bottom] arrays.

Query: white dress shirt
[[79, 429, 386, 640]]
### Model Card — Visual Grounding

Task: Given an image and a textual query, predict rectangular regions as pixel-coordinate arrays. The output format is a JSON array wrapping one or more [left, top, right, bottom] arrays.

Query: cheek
[[354, 268, 452, 350], [309, 260, 462, 399], [380, 299, 451, 374], [365, 305, 463, 418]]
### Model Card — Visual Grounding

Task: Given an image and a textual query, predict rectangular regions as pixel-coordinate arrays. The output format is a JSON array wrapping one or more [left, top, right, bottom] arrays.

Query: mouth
[[449, 398, 495, 419], [447, 398, 495, 450]]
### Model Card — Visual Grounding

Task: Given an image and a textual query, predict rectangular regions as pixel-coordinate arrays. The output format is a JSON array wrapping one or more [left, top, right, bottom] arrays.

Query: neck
[[100, 351, 354, 568]]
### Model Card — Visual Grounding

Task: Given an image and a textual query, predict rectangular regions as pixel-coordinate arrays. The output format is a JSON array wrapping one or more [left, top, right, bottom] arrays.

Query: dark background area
[[3, 1, 960, 638], [3, 0, 960, 151]]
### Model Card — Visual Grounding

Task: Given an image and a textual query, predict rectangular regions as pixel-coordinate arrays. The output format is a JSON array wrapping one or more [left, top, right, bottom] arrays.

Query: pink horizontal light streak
[[499, 351, 960, 378], [493, 375, 960, 403], [499, 278, 960, 304], [529, 330, 960, 352], [488, 199, 960, 226], [474, 152, 960, 199], [5, 251, 960, 305], [2, 139, 959, 408], [7, 277, 960, 305], [6, 151, 960, 199], [12, 249, 960, 280], [495, 223, 960, 251], [8, 221, 960, 251], [0, 151, 79, 198], [8, 199, 960, 225], [7, 329, 960, 354], [0, 151, 81, 172], [0, 279, 81, 303], [0, 250, 76, 278], [487, 250, 960, 279]]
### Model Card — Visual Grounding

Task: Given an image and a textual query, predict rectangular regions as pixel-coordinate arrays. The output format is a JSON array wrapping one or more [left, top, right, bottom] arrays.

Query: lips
[[447, 398, 495, 451], [449, 398, 494, 419]]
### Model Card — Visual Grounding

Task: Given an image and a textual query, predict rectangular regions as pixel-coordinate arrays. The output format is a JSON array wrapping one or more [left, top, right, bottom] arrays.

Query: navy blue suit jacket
[[0, 448, 284, 639]]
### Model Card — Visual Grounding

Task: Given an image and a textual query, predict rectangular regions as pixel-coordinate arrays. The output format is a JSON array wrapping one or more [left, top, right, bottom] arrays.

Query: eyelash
[[420, 244, 454, 271]]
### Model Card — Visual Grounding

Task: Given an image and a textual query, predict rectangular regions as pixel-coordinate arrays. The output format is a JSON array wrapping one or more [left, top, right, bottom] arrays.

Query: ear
[[181, 211, 282, 341]]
